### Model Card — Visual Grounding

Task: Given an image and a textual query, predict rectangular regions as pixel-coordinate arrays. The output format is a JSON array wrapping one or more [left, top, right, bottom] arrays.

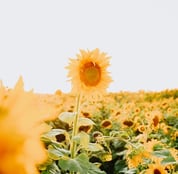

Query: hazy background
[[0, 0, 178, 93]]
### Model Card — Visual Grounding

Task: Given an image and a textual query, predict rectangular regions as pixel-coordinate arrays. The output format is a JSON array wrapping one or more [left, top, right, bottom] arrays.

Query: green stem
[[70, 94, 81, 159]]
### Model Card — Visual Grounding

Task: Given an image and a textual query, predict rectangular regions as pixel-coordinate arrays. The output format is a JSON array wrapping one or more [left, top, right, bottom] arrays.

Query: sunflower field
[[0, 49, 178, 174]]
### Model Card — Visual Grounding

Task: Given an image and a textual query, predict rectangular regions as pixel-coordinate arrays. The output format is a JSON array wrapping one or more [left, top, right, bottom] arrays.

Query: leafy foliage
[[39, 89, 178, 174]]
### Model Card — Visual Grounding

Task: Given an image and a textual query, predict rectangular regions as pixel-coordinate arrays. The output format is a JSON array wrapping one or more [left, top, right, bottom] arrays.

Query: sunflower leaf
[[58, 112, 75, 126], [161, 156, 177, 165], [88, 143, 103, 152], [153, 149, 171, 158], [78, 131, 90, 149], [58, 153, 90, 174], [78, 117, 95, 126], [48, 145, 70, 160], [58, 153, 106, 174]]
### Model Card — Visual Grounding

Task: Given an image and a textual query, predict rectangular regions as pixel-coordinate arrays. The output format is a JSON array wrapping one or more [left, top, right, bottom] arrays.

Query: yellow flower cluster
[[39, 89, 178, 173]]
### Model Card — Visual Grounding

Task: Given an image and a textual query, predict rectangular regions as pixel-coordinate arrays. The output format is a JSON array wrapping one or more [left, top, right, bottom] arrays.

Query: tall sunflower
[[66, 48, 112, 97]]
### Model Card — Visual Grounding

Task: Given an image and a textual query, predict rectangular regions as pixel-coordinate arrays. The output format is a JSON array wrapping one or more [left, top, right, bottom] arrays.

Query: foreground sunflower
[[66, 48, 112, 98], [0, 77, 54, 174]]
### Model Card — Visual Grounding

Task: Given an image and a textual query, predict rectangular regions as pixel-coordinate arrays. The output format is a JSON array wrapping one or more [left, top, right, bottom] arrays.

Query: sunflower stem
[[70, 94, 81, 159]]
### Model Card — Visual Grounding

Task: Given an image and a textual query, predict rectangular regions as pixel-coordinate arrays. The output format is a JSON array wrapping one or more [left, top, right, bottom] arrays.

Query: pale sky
[[0, 0, 178, 93]]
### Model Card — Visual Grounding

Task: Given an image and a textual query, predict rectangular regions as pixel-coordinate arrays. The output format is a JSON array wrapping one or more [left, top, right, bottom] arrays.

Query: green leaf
[[58, 112, 75, 126], [73, 133, 103, 151], [87, 163, 106, 174], [48, 145, 70, 160], [38, 158, 53, 171], [153, 149, 172, 158], [100, 152, 112, 162], [72, 132, 91, 148], [114, 160, 127, 174], [58, 153, 105, 174], [153, 144, 164, 151], [161, 156, 177, 165], [78, 117, 95, 126], [41, 162, 61, 174], [153, 149, 177, 165], [78, 132, 90, 149], [88, 143, 103, 152], [165, 115, 178, 129], [59, 153, 90, 174], [120, 168, 137, 174]]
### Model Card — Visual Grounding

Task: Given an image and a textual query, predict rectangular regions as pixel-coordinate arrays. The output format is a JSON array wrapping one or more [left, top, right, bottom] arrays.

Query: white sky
[[0, 0, 178, 93]]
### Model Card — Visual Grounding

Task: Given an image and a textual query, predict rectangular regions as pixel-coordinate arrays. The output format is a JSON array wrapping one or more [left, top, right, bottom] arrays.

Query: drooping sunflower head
[[66, 48, 112, 98]]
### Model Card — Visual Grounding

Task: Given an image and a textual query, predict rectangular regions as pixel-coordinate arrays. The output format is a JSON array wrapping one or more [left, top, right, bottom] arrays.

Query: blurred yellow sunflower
[[127, 149, 150, 168], [66, 48, 112, 97], [144, 163, 167, 174], [0, 77, 54, 174]]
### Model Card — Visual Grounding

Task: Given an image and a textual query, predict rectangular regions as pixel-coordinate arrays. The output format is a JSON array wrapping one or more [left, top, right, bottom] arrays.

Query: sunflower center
[[80, 62, 101, 86], [154, 169, 161, 174], [153, 116, 159, 127]]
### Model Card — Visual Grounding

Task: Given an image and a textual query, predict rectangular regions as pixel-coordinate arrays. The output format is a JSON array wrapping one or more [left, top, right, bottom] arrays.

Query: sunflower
[[0, 77, 53, 174], [66, 48, 112, 98], [144, 163, 167, 174], [100, 119, 112, 129], [126, 147, 150, 168], [143, 139, 162, 153]]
